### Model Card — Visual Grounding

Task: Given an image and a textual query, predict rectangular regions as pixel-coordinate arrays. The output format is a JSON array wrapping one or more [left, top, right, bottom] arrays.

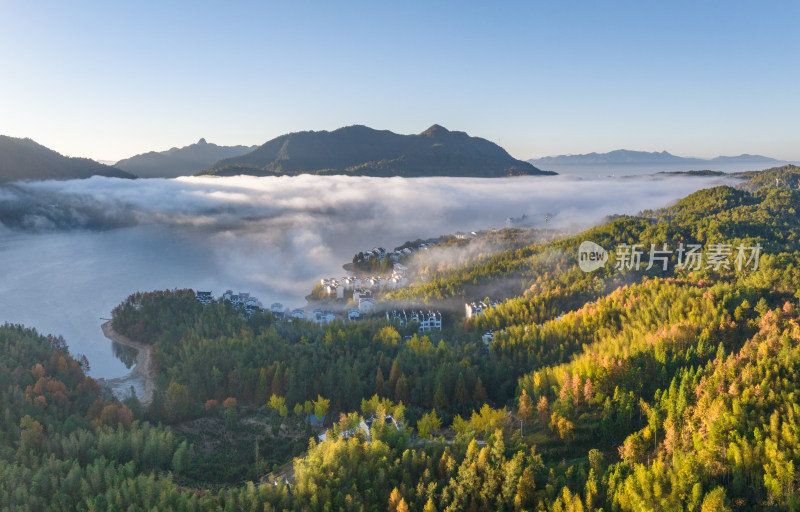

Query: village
[[194, 236, 517, 340], [194, 285, 510, 347]]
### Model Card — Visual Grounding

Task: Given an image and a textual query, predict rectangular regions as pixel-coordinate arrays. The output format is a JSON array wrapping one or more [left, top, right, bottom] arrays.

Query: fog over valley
[[0, 173, 731, 379]]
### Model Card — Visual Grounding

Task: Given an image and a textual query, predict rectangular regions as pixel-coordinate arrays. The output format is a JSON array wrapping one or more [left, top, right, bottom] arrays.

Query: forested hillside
[[3, 165, 800, 510]]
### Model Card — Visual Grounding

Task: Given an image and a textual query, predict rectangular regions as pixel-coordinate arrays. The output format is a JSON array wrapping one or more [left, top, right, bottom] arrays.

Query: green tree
[[313, 395, 330, 419], [417, 409, 442, 440], [518, 389, 533, 434], [166, 381, 190, 421]]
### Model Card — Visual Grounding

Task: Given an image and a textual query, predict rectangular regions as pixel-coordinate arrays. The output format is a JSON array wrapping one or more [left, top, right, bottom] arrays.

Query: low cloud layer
[[0, 173, 730, 378], [0, 172, 734, 236]]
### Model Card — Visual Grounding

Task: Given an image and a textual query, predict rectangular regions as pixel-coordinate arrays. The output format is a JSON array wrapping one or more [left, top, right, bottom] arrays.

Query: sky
[[1, 1, 798, 162]]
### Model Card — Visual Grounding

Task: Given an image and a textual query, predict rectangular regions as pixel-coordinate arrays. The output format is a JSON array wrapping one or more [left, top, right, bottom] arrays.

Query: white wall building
[[196, 291, 214, 305], [465, 299, 500, 319], [358, 297, 374, 314], [386, 309, 442, 332]]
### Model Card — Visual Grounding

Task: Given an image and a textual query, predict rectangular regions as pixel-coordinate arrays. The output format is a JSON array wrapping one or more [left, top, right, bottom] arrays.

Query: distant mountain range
[[7, 136, 785, 183], [201, 124, 553, 178], [529, 149, 784, 166], [115, 138, 257, 179], [0, 135, 135, 182]]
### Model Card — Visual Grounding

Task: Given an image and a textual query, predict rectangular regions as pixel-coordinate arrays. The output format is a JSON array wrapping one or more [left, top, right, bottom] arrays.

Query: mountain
[[201, 124, 554, 177], [528, 149, 783, 166], [115, 138, 257, 179], [710, 153, 782, 163], [0, 135, 135, 182]]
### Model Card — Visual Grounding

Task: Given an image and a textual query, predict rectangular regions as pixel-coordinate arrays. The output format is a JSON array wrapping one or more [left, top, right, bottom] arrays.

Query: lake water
[[0, 173, 735, 379]]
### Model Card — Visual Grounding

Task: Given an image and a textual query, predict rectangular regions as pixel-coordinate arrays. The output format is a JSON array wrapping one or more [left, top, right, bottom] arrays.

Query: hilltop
[[115, 138, 257, 178], [201, 124, 554, 178], [0, 135, 135, 182]]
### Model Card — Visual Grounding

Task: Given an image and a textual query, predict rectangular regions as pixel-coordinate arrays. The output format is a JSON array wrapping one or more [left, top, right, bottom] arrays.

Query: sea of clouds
[[0, 173, 733, 378]]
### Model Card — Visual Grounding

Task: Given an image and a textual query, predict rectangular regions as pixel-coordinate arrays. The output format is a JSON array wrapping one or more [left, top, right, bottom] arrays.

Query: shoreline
[[100, 321, 155, 405]]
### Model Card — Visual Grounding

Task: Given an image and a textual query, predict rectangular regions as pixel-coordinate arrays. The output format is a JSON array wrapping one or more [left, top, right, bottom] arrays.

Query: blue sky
[[1, 1, 798, 162]]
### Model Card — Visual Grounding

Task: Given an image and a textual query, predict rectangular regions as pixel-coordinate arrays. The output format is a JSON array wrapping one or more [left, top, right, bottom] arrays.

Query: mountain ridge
[[529, 148, 784, 166], [0, 135, 135, 182], [201, 124, 554, 178], [115, 138, 257, 179]]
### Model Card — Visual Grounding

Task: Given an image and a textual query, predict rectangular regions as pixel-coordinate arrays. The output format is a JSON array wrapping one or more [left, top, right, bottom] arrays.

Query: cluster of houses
[[464, 298, 502, 346], [320, 264, 410, 299], [196, 290, 262, 316], [196, 289, 374, 326], [304, 306, 363, 326], [268, 303, 306, 322], [388, 243, 434, 262], [355, 242, 437, 265], [355, 247, 387, 262], [465, 298, 501, 319], [196, 290, 367, 326], [308, 308, 358, 325], [386, 309, 443, 332]]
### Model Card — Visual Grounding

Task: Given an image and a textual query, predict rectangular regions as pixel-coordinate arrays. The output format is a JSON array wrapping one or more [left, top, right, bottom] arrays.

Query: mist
[[0, 173, 731, 378]]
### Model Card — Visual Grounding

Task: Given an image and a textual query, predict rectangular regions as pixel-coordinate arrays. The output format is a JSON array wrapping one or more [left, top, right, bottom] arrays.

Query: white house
[[323, 280, 338, 296], [196, 291, 214, 305], [465, 299, 500, 319], [270, 303, 284, 319], [221, 290, 262, 316], [319, 413, 403, 443], [387, 309, 442, 332], [418, 311, 442, 332], [313, 309, 336, 325], [353, 289, 373, 301], [359, 297, 374, 314]]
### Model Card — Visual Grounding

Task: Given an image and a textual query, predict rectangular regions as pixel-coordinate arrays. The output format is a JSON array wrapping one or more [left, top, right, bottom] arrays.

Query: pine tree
[[375, 368, 386, 395], [518, 389, 533, 435], [473, 378, 488, 402], [454, 373, 470, 405], [395, 374, 411, 404]]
